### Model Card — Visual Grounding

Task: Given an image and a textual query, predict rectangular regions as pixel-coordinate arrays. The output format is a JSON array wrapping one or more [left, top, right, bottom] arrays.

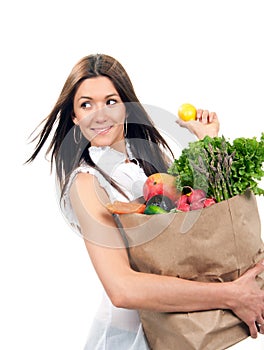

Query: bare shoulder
[[70, 172, 94, 206], [72, 171, 95, 189], [69, 170, 116, 228], [70, 171, 108, 206]]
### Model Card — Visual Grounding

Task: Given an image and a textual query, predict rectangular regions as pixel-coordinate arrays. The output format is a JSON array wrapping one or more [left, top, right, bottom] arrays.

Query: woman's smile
[[91, 125, 113, 135]]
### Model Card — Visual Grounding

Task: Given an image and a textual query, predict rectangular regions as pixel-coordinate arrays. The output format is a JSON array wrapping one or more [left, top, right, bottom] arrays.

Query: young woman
[[27, 54, 264, 349]]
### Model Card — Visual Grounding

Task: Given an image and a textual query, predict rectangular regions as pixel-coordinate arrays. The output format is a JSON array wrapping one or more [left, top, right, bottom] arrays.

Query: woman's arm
[[176, 109, 220, 139], [70, 172, 264, 338]]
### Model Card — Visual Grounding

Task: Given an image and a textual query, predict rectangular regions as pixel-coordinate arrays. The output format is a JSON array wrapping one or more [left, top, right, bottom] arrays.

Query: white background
[[1, 0, 264, 349]]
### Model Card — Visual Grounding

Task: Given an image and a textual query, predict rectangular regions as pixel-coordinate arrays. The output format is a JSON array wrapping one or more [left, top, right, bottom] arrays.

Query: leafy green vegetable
[[168, 133, 264, 202]]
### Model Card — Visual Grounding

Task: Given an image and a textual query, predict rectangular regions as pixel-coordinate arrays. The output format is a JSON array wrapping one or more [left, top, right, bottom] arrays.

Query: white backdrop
[[1, 0, 264, 349]]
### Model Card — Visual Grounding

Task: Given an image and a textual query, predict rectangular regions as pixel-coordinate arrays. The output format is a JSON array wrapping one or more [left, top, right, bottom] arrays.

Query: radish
[[187, 189, 206, 204], [190, 199, 205, 210], [203, 198, 216, 207], [177, 202, 190, 212], [176, 194, 188, 205]]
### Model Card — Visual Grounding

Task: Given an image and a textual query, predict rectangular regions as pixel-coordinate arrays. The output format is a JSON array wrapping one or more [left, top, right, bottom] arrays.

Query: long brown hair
[[26, 54, 174, 198]]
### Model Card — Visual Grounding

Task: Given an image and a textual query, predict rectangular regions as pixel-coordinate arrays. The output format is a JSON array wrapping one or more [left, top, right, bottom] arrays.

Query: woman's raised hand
[[176, 109, 220, 140]]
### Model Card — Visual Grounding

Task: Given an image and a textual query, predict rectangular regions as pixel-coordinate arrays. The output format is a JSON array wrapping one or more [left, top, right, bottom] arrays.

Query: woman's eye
[[81, 102, 92, 109], [106, 99, 117, 106]]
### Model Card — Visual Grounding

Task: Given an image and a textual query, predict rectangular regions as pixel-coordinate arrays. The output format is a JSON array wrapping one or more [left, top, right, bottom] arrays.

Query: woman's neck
[[111, 139, 127, 155]]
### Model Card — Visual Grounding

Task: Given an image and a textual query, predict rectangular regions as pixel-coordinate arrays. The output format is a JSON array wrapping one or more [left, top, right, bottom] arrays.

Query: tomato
[[178, 103, 197, 121]]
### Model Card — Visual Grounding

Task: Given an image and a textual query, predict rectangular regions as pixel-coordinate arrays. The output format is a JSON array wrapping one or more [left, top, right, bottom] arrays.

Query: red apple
[[143, 173, 181, 202]]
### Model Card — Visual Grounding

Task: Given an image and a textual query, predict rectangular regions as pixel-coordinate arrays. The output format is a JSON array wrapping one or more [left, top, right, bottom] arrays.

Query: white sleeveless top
[[62, 143, 149, 350]]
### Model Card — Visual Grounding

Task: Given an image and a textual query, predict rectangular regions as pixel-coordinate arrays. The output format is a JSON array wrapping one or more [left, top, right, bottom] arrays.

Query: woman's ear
[[72, 114, 79, 125]]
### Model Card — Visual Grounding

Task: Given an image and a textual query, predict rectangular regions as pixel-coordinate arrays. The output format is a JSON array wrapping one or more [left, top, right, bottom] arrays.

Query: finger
[[259, 323, 264, 334], [256, 318, 264, 334], [249, 321, 258, 338], [176, 117, 196, 127], [175, 118, 186, 127], [258, 325, 264, 334], [201, 110, 209, 124], [196, 109, 203, 121], [208, 112, 217, 123], [256, 315, 264, 323], [248, 261, 264, 279]]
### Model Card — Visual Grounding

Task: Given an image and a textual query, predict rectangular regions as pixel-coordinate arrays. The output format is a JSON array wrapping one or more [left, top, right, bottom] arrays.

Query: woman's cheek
[[80, 128, 93, 142]]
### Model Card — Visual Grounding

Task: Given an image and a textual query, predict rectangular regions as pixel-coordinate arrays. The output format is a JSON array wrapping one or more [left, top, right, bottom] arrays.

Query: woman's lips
[[91, 125, 113, 135]]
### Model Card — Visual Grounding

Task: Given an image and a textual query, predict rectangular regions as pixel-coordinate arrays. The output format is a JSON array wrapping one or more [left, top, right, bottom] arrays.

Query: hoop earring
[[73, 125, 82, 144], [124, 118, 128, 137]]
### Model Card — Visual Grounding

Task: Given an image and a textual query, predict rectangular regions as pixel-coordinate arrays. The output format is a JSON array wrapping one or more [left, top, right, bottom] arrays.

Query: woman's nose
[[93, 105, 108, 123]]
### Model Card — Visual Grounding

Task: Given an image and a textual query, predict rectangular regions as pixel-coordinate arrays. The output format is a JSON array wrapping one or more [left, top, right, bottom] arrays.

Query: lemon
[[178, 103, 197, 121]]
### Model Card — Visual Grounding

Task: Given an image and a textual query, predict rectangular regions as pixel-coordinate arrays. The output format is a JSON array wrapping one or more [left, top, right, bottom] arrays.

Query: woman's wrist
[[219, 280, 239, 311], [196, 126, 219, 140]]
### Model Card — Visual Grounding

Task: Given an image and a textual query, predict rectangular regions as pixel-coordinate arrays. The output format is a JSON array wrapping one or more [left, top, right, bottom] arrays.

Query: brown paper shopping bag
[[115, 191, 264, 350]]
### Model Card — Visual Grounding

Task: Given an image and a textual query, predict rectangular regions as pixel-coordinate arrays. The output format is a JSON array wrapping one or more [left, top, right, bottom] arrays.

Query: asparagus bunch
[[189, 138, 235, 202]]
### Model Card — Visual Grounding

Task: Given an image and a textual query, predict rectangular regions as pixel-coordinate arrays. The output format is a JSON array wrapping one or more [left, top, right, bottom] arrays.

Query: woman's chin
[[89, 139, 113, 149], [90, 135, 125, 149]]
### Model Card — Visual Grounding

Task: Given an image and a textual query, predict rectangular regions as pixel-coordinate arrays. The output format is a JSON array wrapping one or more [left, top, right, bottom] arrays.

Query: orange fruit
[[178, 103, 197, 121]]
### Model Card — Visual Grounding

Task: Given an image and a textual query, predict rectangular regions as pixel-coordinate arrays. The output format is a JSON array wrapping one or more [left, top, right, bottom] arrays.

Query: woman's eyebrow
[[78, 95, 92, 101], [78, 93, 119, 101], [105, 93, 119, 98]]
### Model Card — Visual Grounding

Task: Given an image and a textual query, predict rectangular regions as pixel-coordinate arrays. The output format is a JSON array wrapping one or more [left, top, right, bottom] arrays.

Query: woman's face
[[73, 76, 126, 149]]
